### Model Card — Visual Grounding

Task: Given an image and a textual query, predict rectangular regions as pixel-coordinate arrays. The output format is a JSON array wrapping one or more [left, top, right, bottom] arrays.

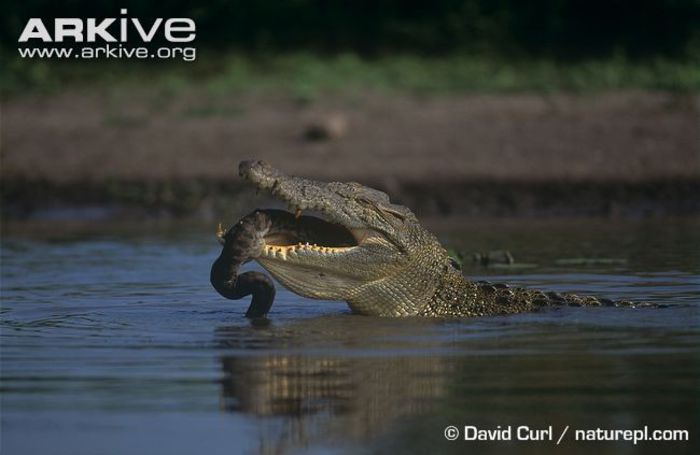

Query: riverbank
[[2, 90, 698, 220]]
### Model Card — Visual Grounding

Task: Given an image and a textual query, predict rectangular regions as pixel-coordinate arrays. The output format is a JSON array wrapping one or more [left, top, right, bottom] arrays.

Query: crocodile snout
[[239, 160, 284, 190], [238, 159, 263, 178]]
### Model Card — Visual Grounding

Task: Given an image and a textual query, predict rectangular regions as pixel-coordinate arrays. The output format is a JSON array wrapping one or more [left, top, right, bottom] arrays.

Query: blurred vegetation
[[3, 53, 699, 99], [2, 0, 699, 96]]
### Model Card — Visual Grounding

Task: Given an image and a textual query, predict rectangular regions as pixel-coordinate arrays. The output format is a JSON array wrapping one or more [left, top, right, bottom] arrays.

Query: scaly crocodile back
[[420, 267, 653, 317]]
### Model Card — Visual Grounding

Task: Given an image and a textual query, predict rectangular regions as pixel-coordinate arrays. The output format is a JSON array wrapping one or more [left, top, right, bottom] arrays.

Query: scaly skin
[[420, 266, 628, 317], [211, 160, 646, 317]]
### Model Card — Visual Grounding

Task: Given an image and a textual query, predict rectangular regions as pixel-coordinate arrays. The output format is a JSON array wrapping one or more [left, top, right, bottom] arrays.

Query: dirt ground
[[3, 90, 699, 183], [2, 90, 699, 219]]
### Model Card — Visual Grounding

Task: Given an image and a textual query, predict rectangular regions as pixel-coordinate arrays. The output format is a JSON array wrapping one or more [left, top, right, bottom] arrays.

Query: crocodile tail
[[537, 290, 626, 308], [475, 281, 652, 310], [536, 289, 661, 308]]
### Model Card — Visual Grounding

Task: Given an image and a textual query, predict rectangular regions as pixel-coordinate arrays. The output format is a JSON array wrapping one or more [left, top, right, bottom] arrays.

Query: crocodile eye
[[449, 257, 462, 271]]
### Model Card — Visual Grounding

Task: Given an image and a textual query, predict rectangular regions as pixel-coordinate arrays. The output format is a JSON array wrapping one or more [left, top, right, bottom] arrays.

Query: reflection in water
[[215, 312, 700, 455], [221, 355, 447, 452], [217, 317, 451, 453]]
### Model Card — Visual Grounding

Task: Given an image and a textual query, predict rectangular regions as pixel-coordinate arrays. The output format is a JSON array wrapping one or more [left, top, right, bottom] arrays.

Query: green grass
[[2, 51, 699, 99]]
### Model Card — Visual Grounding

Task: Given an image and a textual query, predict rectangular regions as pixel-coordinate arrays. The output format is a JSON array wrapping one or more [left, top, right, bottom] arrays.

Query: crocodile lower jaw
[[261, 243, 357, 260]]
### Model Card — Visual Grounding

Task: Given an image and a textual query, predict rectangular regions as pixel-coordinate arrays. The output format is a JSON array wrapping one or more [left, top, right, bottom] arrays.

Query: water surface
[[2, 219, 699, 454]]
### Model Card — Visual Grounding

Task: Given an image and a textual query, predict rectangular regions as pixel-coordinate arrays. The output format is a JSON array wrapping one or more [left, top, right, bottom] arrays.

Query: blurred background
[[2, 0, 699, 220]]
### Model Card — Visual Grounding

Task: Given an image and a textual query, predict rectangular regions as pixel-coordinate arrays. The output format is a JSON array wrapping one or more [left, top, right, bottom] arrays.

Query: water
[[1, 219, 699, 455]]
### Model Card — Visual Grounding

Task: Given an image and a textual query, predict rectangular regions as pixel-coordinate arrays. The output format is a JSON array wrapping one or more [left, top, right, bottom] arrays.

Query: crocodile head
[[237, 160, 451, 316]]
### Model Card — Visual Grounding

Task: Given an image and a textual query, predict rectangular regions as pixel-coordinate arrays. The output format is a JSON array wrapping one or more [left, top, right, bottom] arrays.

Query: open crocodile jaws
[[211, 160, 640, 317]]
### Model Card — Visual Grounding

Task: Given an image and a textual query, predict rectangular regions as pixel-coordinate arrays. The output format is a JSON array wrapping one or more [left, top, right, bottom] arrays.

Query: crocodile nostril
[[238, 160, 252, 177]]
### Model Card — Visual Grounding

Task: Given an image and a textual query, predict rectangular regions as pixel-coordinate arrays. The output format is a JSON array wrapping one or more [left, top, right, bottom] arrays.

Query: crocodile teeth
[[216, 222, 226, 245], [263, 243, 353, 258]]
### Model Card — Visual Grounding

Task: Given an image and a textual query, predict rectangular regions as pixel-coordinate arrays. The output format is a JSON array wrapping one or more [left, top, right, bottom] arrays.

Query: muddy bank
[[3, 177, 698, 222], [2, 91, 699, 219]]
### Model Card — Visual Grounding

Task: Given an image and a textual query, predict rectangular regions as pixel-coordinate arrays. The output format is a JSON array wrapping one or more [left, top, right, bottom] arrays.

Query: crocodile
[[211, 160, 648, 317]]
